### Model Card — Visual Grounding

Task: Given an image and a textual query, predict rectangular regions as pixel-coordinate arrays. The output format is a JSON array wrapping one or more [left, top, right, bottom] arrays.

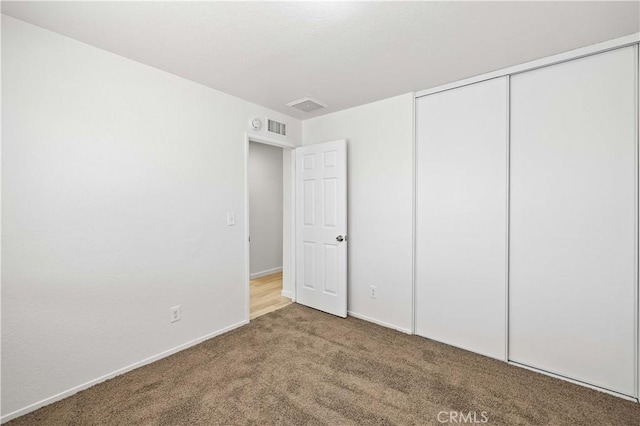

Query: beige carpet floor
[[9, 304, 640, 425]]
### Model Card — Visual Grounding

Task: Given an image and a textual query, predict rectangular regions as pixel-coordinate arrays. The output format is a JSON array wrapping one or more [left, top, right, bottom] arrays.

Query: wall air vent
[[286, 97, 327, 113], [267, 119, 287, 136]]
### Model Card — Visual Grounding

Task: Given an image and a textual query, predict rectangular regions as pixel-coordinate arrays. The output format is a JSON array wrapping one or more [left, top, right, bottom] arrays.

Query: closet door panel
[[509, 46, 637, 396], [416, 77, 508, 360]]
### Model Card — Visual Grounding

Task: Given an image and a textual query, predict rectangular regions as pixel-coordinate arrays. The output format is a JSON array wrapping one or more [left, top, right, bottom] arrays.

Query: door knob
[[336, 235, 346, 242]]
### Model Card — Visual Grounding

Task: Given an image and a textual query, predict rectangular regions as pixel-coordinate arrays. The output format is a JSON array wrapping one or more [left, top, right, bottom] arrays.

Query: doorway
[[245, 134, 295, 320]]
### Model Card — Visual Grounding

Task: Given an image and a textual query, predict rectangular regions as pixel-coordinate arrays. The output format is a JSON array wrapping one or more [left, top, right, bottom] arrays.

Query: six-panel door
[[295, 140, 348, 317]]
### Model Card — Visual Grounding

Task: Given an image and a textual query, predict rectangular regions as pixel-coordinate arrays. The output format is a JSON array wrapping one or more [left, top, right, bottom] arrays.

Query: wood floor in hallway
[[250, 272, 292, 319]]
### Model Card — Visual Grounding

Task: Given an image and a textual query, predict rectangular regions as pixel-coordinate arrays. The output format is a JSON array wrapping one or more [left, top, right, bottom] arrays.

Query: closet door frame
[[412, 33, 640, 401]]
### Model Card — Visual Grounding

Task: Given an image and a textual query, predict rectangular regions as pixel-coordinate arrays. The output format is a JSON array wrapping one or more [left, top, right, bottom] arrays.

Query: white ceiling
[[2, 1, 638, 120]]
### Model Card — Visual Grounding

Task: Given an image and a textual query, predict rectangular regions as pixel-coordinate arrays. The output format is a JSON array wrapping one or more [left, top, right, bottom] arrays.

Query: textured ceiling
[[2, 1, 638, 119]]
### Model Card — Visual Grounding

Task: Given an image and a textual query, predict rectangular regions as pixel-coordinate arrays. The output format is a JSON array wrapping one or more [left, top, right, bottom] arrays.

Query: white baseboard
[[250, 266, 282, 280], [281, 290, 294, 300], [347, 311, 412, 334], [1, 319, 249, 424]]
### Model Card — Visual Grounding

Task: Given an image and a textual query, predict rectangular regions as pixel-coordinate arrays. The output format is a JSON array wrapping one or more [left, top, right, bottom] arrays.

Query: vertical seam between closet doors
[[505, 76, 511, 363], [412, 94, 418, 335], [635, 42, 639, 401]]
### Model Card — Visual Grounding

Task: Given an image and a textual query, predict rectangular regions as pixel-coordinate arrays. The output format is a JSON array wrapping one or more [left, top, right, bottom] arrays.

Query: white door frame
[[244, 132, 297, 322]]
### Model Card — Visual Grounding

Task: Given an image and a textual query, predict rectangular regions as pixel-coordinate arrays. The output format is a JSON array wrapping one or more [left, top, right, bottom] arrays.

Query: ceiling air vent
[[287, 97, 327, 113], [268, 119, 287, 136]]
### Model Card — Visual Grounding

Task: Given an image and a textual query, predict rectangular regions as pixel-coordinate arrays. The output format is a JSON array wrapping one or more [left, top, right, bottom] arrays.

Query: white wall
[[1, 16, 300, 420], [248, 142, 283, 277], [302, 93, 414, 332]]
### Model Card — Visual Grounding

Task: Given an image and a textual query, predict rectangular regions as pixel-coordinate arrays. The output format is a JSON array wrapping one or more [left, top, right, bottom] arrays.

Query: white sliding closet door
[[416, 77, 508, 360], [509, 46, 637, 397]]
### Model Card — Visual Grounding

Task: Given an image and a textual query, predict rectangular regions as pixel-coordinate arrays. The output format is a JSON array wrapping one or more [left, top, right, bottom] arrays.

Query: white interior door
[[509, 46, 637, 397], [295, 140, 347, 317], [415, 77, 508, 360]]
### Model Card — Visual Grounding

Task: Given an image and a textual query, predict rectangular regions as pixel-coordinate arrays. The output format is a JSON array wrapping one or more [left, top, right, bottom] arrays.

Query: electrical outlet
[[226, 212, 236, 226], [170, 305, 181, 323], [370, 286, 377, 299]]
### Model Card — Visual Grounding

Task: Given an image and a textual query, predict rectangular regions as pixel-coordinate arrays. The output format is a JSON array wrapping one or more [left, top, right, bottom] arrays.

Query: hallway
[[249, 272, 292, 319]]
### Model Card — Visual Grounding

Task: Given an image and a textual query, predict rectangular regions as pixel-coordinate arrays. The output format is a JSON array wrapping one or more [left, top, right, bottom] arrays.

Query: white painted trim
[[244, 132, 296, 322], [246, 131, 296, 149], [244, 135, 250, 323], [504, 76, 511, 363], [411, 92, 417, 335], [508, 361, 639, 403], [289, 150, 297, 303], [416, 32, 640, 98], [635, 43, 640, 401], [0, 319, 249, 424], [347, 311, 412, 335], [250, 266, 282, 280], [281, 290, 293, 300]]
